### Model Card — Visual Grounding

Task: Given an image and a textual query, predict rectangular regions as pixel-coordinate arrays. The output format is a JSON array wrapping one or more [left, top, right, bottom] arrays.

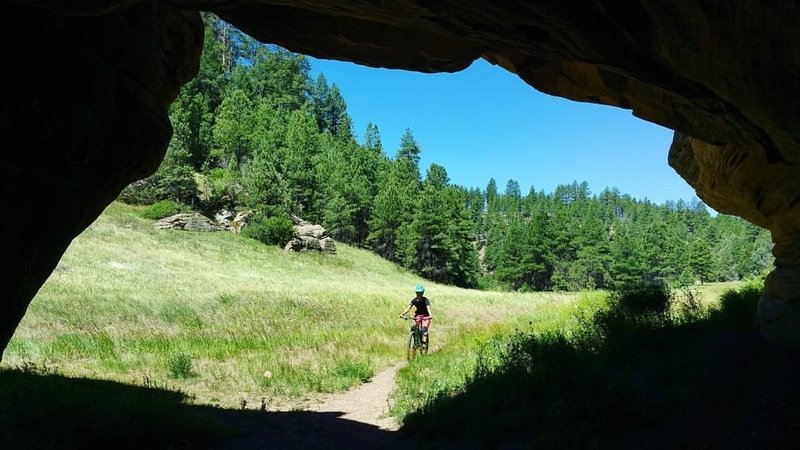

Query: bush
[[477, 274, 511, 291], [672, 287, 706, 323], [570, 281, 674, 364], [710, 279, 762, 328], [140, 200, 184, 220], [119, 178, 160, 205], [610, 280, 671, 317], [167, 352, 193, 379], [242, 213, 294, 246]]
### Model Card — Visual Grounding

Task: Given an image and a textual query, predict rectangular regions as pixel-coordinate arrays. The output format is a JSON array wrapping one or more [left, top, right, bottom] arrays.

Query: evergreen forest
[[122, 15, 773, 292]]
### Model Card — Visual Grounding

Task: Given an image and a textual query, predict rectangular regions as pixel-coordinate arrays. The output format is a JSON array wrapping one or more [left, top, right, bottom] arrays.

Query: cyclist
[[400, 284, 433, 346]]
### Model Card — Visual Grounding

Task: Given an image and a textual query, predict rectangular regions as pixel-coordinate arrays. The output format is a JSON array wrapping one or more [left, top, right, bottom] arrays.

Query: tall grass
[[396, 281, 766, 448], [391, 291, 606, 421], [3, 202, 575, 409]]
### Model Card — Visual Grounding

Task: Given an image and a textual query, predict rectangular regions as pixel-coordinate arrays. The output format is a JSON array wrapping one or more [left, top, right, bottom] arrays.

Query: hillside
[[3, 201, 578, 409]]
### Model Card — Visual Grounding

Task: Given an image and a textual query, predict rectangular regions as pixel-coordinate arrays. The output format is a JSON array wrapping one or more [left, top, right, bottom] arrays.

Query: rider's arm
[[400, 303, 413, 317], [426, 303, 433, 319]]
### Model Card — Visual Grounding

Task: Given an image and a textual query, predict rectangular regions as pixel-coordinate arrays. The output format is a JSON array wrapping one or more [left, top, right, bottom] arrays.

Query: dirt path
[[309, 363, 402, 431]]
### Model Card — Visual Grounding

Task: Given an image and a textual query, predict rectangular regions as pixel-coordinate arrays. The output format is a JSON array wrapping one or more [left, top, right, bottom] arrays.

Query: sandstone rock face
[[3, 0, 800, 357], [668, 133, 800, 345], [2, 2, 202, 359]]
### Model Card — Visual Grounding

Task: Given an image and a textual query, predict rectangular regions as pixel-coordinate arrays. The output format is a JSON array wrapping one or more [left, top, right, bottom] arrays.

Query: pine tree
[[363, 122, 383, 154], [315, 136, 378, 243], [368, 159, 418, 261], [310, 74, 353, 139], [154, 110, 198, 204], [609, 226, 648, 289], [233, 45, 310, 112], [282, 106, 321, 220], [211, 89, 255, 171], [486, 178, 498, 212], [397, 128, 421, 171], [688, 238, 714, 283], [173, 13, 233, 171]]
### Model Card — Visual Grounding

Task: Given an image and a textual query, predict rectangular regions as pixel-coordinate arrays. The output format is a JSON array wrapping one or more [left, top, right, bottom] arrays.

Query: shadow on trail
[[209, 409, 412, 450], [0, 369, 432, 450]]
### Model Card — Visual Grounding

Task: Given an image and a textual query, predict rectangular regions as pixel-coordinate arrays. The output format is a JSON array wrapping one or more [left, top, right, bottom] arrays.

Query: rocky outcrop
[[155, 213, 221, 232], [215, 209, 253, 234], [154, 210, 254, 233], [285, 216, 336, 254], [3, 0, 800, 357]]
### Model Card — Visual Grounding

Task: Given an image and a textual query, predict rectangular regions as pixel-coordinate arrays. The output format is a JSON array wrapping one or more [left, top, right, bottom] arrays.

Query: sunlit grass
[[391, 291, 606, 420], [4, 202, 577, 409]]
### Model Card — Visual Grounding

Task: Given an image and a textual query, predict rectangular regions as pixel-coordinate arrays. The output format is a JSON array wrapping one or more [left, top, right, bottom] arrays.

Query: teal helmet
[[415, 284, 425, 293]]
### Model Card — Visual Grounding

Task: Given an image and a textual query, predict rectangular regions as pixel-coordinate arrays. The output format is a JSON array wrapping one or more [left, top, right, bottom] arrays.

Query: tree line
[[122, 15, 773, 291]]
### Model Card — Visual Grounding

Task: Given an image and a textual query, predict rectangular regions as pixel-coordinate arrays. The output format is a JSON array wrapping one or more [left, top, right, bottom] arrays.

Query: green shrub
[[141, 200, 184, 220], [119, 178, 160, 205], [242, 213, 294, 246], [477, 274, 510, 291], [710, 279, 762, 328], [167, 352, 193, 379], [610, 280, 671, 317]]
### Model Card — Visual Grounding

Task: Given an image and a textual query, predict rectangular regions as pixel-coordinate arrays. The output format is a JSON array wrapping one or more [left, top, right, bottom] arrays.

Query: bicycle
[[401, 315, 429, 360]]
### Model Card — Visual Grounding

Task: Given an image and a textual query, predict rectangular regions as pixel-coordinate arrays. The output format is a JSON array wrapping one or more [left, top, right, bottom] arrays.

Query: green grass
[[391, 291, 606, 421], [395, 282, 774, 449], [3, 201, 578, 410]]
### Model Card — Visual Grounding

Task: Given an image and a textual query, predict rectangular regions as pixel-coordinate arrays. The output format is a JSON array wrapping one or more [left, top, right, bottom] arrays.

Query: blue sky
[[309, 57, 700, 206]]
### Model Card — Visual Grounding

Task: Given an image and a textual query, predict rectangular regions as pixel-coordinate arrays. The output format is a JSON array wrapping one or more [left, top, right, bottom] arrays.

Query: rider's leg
[[420, 317, 431, 345]]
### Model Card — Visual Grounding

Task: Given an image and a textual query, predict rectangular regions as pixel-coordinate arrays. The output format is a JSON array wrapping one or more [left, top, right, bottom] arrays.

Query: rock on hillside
[[155, 213, 220, 232], [285, 215, 336, 254]]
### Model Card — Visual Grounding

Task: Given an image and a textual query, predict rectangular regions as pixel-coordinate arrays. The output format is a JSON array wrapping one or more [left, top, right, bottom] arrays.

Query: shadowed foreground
[[0, 369, 459, 450], [4, 332, 798, 450]]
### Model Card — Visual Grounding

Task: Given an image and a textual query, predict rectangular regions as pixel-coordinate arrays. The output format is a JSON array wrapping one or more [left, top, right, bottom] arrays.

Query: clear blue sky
[[309, 57, 700, 206]]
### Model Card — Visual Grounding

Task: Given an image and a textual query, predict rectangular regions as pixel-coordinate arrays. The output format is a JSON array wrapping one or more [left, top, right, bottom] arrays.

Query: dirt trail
[[309, 363, 402, 431]]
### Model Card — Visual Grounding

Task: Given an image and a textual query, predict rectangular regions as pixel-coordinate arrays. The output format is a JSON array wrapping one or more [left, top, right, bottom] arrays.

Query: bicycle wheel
[[406, 333, 416, 360], [422, 333, 429, 355]]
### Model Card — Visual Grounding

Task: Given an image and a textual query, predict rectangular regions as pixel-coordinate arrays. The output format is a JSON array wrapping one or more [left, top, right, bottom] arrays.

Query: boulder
[[284, 217, 336, 254], [293, 224, 327, 239]]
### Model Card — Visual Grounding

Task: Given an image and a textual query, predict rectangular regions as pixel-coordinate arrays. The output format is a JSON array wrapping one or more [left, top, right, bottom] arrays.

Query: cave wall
[[1, 3, 202, 356], [3, 0, 799, 357]]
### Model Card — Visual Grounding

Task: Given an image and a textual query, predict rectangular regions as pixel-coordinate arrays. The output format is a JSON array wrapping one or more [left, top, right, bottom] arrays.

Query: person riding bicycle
[[400, 284, 433, 345]]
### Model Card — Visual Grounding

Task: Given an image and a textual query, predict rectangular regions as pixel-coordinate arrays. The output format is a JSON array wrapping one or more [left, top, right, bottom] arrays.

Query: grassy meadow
[[3, 201, 586, 410], [3, 202, 769, 449]]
